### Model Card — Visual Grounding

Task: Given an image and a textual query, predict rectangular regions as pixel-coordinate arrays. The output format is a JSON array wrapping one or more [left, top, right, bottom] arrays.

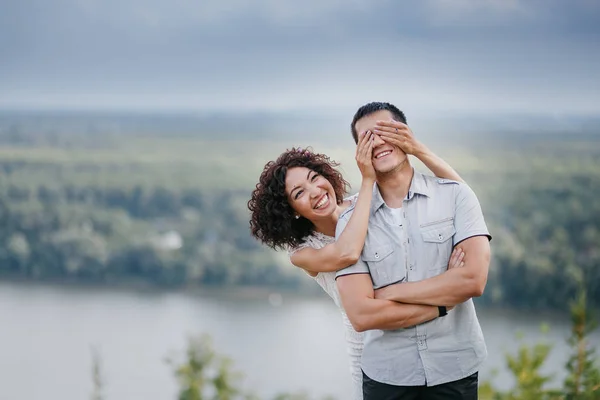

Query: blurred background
[[1, 0, 599, 399]]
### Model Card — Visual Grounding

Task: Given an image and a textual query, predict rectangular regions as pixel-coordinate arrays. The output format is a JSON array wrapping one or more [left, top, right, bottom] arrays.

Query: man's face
[[354, 110, 407, 175]]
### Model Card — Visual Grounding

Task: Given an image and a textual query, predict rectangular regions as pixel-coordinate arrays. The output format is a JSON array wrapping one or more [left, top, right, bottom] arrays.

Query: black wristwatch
[[438, 306, 448, 317]]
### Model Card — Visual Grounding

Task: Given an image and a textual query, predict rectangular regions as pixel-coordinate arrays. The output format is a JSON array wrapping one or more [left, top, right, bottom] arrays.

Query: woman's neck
[[312, 201, 349, 237]]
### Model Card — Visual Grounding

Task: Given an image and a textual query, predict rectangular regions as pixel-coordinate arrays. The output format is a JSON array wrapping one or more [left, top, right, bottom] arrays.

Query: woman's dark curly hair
[[248, 147, 350, 250]]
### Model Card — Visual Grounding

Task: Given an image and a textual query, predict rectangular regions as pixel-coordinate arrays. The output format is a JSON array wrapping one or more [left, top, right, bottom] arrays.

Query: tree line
[[1, 128, 599, 311]]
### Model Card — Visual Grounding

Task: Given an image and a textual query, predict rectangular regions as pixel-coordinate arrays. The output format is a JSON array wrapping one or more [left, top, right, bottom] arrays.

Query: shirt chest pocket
[[362, 244, 405, 289], [420, 219, 456, 275]]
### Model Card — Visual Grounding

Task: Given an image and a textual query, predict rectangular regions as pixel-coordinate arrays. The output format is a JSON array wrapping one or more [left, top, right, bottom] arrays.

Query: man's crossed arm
[[374, 235, 491, 306], [337, 235, 489, 331], [336, 273, 443, 332], [336, 181, 491, 330]]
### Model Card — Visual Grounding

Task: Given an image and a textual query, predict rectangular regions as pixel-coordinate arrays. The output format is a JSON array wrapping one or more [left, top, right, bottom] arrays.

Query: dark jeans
[[363, 371, 479, 400]]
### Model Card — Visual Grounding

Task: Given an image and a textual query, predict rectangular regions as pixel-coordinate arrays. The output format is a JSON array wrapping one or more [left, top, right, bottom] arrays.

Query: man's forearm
[[347, 298, 439, 332], [337, 273, 442, 332], [376, 267, 483, 306]]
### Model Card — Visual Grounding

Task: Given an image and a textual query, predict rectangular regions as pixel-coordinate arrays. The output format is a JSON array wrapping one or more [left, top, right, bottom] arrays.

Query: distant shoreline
[[0, 275, 324, 300], [2, 277, 595, 317]]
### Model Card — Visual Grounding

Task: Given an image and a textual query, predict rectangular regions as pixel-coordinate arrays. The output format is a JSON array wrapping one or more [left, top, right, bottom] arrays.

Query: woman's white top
[[289, 230, 364, 399]]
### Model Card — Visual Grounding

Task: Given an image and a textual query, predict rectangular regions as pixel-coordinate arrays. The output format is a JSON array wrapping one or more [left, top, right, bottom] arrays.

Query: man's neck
[[376, 161, 414, 209]]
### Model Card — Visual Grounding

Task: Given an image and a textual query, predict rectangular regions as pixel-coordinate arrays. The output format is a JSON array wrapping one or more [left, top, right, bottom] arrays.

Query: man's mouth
[[314, 194, 329, 209], [374, 150, 392, 159]]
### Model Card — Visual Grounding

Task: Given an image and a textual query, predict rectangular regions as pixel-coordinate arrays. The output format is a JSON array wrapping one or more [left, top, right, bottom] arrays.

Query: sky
[[1, 0, 599, 117]]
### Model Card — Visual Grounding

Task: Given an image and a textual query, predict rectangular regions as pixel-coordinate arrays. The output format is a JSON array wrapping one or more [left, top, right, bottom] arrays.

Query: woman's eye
[[311, 174, 318, 181], [294, 190, 304, 200]]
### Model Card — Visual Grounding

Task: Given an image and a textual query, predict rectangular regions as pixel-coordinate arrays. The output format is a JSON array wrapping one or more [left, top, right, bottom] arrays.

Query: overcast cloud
[[1, 0, 599, 115]]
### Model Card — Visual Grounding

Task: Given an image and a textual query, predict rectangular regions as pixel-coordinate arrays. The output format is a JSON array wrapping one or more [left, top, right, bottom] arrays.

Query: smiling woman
[[248, 143, 376, 399], [286, 167, 337, 221], [248, 148, 351, 251]]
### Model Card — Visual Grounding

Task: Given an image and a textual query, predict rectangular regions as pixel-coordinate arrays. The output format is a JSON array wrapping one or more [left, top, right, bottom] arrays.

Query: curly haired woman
[[248, 120, 464, 399]]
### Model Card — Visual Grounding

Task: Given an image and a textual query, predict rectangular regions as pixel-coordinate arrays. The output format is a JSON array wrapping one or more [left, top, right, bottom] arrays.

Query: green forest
[[1, 112, 599, 311]]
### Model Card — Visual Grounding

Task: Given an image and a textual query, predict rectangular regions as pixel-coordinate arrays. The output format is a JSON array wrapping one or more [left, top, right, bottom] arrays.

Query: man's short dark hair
[[350, 102, 407, 143]]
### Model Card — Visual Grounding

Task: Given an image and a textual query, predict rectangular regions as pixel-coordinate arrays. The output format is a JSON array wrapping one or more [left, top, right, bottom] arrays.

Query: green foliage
[[481, 327, 560, 400], [482, 286, 600, 400], [0, 184, 304, 289], [563, 290, 600, 399], [167, 335, 244, 400], [166, 335, 335, 400], [490, 174, 600, 310], [503, 341, 558, 399]]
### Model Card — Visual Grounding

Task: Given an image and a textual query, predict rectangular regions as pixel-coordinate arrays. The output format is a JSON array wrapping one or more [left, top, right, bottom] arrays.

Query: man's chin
[[375, 167, 396, 176], [376, 159, 407, 174]]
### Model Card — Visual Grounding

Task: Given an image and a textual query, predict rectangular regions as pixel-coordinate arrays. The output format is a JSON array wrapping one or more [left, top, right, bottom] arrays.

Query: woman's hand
[[356, 130, 376, 181], [374, 119, 464, 182], [373, 120, 423, 156]]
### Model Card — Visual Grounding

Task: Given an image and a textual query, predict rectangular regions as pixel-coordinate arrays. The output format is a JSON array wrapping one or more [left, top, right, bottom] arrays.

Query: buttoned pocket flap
[[362, 245, 394, 262], [421, 224, 456, 244]]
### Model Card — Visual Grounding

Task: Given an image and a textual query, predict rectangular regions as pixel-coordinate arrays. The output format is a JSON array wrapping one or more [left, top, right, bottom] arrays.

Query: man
[[336, 102, 492, 399]]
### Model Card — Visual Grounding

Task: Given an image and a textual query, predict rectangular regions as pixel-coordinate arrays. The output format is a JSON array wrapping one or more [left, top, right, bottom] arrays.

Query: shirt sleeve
[[453, 182, 492, 246], [334, 210, 370, 279]]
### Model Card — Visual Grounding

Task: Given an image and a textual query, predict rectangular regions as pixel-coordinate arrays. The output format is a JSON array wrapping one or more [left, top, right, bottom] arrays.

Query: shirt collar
[[409, 171, 432, 199], [370, 170, 432, 214]]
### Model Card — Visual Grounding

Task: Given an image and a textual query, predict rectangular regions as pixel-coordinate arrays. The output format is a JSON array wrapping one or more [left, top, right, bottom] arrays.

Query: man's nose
[[372, 133, 385, 147]]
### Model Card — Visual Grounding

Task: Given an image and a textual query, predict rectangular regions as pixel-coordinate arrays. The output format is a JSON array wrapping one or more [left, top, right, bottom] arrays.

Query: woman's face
[[285, 167, 337, 221]]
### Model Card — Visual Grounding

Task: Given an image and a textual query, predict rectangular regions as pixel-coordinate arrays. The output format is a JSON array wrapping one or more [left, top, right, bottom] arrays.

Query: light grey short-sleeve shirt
[[335, 171, 491, 387]]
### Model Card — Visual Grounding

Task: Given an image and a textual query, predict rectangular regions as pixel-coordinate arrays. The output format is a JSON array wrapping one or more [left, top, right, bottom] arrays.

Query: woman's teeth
[[315, 194, 328, 209]]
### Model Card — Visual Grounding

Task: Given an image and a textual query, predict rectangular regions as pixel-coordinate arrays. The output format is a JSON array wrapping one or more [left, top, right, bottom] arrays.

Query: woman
[[248, 121, 464, 399]]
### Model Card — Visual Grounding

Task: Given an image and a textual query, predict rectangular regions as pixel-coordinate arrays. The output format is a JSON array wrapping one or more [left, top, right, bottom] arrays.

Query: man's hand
[[448, 247, 465, 270], [373, 282, 395, 301], [373, 236, 490, 306]]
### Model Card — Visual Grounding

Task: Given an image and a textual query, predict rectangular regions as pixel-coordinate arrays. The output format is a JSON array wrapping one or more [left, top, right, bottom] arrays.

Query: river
[[1, 281, 598, 399]]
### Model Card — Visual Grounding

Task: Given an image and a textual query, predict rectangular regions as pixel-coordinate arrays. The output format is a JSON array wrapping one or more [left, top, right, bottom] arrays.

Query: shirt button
[[375, 253, 379, 259], [438, 234, 444, 240]]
